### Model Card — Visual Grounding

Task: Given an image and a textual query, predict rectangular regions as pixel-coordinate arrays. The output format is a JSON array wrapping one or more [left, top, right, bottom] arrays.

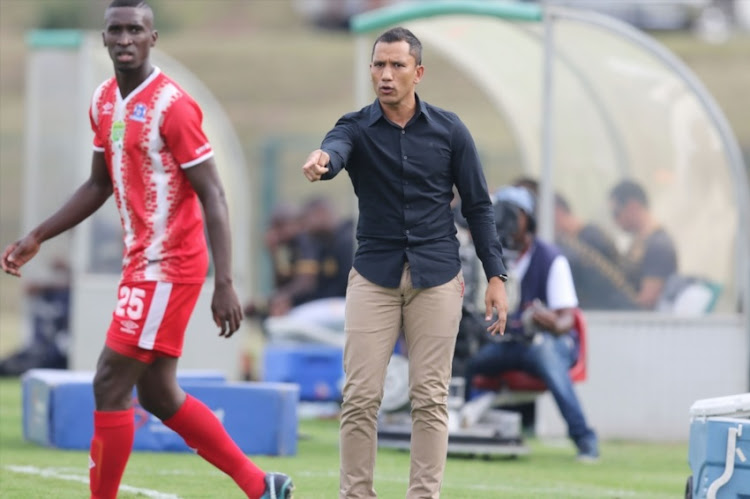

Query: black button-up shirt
[[320, 96, 506, 289]]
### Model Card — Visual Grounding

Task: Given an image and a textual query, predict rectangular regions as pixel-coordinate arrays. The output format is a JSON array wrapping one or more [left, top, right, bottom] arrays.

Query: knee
[[341, 383, 383, 420], [137, 383, 183, 420], [410, 391, 448, 427], [410, 377, 448, 411], [93, 363, 132, 410]]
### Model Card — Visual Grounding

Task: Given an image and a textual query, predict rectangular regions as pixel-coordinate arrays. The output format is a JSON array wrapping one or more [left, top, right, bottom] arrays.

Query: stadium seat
[[470, 308, 587, 395]]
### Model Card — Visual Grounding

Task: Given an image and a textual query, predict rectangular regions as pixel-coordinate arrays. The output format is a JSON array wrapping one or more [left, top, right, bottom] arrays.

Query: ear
[[414, 64, 424, 84], [151, 30, 158, 47], [101, 31, 106, 46]]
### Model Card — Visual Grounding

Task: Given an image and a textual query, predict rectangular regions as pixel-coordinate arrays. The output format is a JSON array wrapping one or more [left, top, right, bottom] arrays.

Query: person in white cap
[[464, 185, 599, 461]]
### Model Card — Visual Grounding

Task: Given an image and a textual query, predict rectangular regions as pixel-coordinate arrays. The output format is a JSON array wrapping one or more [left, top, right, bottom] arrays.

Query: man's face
[[102, 7, 157, 72], [370, 40, 423, 107], [611, 198, 636, 233]]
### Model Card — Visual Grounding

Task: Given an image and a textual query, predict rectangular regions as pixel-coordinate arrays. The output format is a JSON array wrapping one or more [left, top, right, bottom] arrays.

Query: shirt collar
[[366, 94, 431, 127]]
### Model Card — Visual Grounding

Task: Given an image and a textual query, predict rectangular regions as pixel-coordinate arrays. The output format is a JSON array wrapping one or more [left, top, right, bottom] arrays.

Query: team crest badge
[[130, 103, 147, 122]]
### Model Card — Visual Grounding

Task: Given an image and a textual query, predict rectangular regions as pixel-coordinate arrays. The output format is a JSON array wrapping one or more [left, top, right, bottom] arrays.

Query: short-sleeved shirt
[[624, 228, 677, 291], [319, 96, 506, 289], [89, 68, 211, 283]]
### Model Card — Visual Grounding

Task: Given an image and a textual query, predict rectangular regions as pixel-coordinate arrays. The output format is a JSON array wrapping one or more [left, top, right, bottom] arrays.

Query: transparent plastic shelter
[[351, 1, 749, 440]]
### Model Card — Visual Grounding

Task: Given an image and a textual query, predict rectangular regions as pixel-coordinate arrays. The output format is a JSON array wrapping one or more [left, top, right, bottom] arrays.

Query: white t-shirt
[[511, 243, 579, 310]]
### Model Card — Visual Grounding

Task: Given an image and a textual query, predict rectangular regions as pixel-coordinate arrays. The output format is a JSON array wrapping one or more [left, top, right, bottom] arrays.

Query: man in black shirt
[[610, 180, 678, 309], [302, 27, 508, 499]]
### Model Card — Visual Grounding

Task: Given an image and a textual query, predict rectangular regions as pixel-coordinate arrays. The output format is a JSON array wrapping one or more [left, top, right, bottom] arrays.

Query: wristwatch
[[496, 274, 509, 282]]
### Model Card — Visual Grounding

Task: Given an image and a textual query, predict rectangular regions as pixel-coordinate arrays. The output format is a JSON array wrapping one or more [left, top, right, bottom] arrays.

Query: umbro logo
[[120, 319, 140, 335], [102, 102, 114, 115]]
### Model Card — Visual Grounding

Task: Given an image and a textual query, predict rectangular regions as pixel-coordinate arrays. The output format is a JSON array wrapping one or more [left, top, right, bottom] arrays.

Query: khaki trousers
[[339, 264, 464, 499]]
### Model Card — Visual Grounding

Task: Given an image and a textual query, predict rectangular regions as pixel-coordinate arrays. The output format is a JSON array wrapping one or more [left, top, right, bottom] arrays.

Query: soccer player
[[0, 1, 293, 498]]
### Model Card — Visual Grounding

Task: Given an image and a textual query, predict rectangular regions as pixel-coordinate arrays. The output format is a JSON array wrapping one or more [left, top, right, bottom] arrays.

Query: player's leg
[[89, 345, 150, 499], [131, 279, 292, 499], [137, 356, 283, 498], [401, 270, 463, 499], [90, 280, 183, 499], [339, 268, 403, 499]]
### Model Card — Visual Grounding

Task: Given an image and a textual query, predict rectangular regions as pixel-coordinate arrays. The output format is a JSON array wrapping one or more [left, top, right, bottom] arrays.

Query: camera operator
[[462, 185, 599, 461]]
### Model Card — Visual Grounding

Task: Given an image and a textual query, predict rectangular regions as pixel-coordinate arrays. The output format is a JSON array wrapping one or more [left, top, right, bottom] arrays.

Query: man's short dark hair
[[372, 27, 422, 65], [610, 179, 649, 207], [108, 0, 149, 7]]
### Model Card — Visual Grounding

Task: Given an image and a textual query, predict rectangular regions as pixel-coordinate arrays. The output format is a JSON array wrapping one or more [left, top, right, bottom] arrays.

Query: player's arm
[[1, 152, 112, 277], [450, 120, 508, 334], [303, 115, 357, 182], [184, 157, 242, 337]]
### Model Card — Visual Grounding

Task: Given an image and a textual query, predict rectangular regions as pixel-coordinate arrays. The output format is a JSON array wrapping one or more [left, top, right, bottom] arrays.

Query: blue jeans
[[463, 332, 596, 446]]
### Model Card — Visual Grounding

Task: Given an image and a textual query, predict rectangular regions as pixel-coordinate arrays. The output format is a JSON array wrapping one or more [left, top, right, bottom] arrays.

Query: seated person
[[244, 203, 304, 318], [609, 180, 677, 309], [265, 203, 304, 290], [555, 193, 639, 310], [463, 186, 599, 461], [267, 197, 353, 317], [512, 177, 638, 310]]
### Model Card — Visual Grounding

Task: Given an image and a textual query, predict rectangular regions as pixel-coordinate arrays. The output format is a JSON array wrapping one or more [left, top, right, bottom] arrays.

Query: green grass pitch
[[0, 378, 690, 498]]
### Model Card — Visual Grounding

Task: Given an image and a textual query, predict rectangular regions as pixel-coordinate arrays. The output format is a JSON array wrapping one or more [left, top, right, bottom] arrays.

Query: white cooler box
[[687, 393, 750, 498]]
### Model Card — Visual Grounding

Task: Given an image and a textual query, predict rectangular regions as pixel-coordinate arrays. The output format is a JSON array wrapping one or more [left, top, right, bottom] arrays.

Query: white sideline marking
[[4, 465, 181, 499], [291, 470, 673, 499]]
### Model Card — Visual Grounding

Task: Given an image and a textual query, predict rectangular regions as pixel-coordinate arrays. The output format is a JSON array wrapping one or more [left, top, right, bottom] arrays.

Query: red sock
[[163, 394, 266, 498], [89, 409, 134, 499]]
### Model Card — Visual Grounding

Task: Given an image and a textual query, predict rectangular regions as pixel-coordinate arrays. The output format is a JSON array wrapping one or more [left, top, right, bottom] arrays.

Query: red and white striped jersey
[[89, 68, 211, 283]]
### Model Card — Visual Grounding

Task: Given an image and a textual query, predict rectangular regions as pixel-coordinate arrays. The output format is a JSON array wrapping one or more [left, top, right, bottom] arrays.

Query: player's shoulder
[[157, 72, 191, 98], [92, 77, 117, 102], [156, 71, 202, 110]]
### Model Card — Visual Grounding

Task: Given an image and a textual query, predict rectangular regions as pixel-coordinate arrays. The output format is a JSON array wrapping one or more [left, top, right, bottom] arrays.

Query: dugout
[[20, 31, 251, 378], [351, 1, 750, 441]]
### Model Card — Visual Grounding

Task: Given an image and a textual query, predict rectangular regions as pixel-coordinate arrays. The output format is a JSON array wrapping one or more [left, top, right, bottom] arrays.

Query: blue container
[[263, 344, 344, 401], [687, 393, 750, 498], [22, 368, 299, 455]]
